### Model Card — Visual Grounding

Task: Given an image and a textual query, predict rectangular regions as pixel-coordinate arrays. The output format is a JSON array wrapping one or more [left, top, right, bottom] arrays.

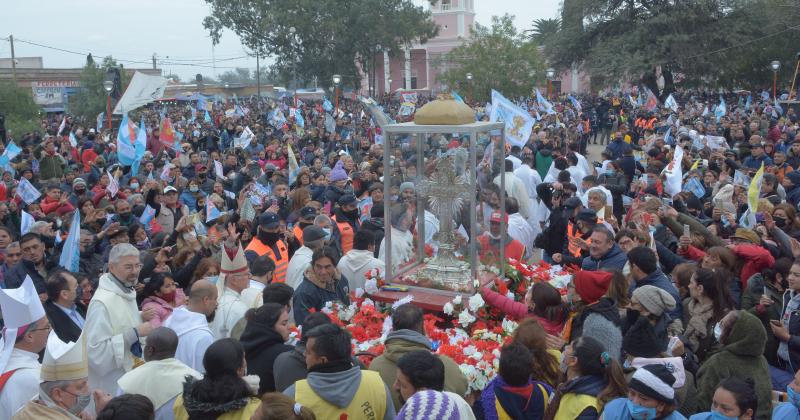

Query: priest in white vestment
[[378, 203, 415, 272], [210, 242, 251, 339], [493, 159, 532, 220], [163, 279, 217, 373], [85, 244, 157, 394], [117, 327, 201, 420], [0, 276, 49, 418]]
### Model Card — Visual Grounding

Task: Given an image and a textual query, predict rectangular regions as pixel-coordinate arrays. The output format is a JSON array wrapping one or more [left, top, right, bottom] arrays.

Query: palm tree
[[526, 18, 561, 45]]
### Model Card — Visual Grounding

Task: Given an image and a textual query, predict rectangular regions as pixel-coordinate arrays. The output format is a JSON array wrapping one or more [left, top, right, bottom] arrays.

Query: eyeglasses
[[29, 324, 52, 333]]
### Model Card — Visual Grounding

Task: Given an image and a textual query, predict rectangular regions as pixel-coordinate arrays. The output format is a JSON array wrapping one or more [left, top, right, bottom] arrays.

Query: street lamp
[[465, 72, 473, 103], [771, 60, 781, 100], [332, 74, 342, 111], [546, 68, 556, 100], [102, 79, 114, 130]]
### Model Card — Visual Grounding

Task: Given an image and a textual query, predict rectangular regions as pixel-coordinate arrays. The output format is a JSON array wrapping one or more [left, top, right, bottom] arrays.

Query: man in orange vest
[[552, 208, 597, 267], [331, 194, 361, 255], [245, 212, 289, 283], [478, 211, 526, 263], [293, 206, 319, 247]]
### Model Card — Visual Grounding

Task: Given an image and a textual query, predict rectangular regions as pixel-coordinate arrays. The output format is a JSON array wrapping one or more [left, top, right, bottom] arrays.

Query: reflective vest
[[332, 215, 358, 255], [295, 370, 387, 420], [245, 238, 289, 283], [566, 222, 592, 258], [554, 392, 600, 420], [293, 224, 304, 246]]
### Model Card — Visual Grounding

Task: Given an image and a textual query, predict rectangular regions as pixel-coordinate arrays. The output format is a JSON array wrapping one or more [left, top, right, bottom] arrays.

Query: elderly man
[[13, 334, 96, 419], [117, 327, 201, 419], [0, 277, 50, 418], [85, 243, 156, 394], [581, 226, 627, 271], [164, 279, 217, 373], [286, 226, 327, 289], [211, 243, 251, 338]]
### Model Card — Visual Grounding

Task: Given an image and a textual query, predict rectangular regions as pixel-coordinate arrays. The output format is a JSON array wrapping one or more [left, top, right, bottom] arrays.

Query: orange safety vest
[[566, 222, 592, 258], [477, 235, 526, 262], [293, 224, 304, 246], [645, 117, 657, 130], [332, 215, 357, 255], [245, 238, 289, 283]]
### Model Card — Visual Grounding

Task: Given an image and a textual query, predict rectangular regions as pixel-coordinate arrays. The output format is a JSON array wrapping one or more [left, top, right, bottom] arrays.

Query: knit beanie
[[628, 364, 676, 403], [329, 160, 348, 182], [396, 390, 461, 420], [632, 285, 676, 317], [399, 181, 415, 193], [573, 271, 612, 305]]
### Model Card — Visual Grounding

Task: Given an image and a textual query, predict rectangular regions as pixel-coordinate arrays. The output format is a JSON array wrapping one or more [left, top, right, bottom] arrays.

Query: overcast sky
[[1, 0, 560, 80]]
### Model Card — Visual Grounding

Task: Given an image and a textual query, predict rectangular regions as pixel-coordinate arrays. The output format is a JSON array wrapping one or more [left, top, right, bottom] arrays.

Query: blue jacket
[[632, 269, 683, 321], [743, 154, 773, 170], [581, 243, 628, 272], [606, 138, 632, 160], [772, 402, 800, 420], [603, 398, 687, 420]]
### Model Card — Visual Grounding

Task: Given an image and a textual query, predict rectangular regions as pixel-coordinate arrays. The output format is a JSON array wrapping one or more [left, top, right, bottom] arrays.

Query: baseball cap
[[576, 208, 597, 223], [302, 225, 326, 243], [563, 196, 582, 210], [73, 178, 87, 188], [338, 194, 357, 206], [258, 212, 280, 228], [299, 206, 318, 220], [489, 211, 508, 224], [163, 186, 178, 194]]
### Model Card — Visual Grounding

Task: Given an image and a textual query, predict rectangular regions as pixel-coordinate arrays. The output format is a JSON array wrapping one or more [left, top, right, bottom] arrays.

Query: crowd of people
[[0, 86, 799, 420]]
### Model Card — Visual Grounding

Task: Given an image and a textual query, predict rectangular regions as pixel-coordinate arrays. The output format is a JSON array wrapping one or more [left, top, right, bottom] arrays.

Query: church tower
[[431, 0, 476, 40]]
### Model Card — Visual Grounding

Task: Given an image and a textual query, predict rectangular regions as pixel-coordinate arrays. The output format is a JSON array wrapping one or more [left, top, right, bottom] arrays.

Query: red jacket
[[678, 243, 774, 288], [480, 287, 566, 336], [81, 149, 98, 172], [40, 196, 75, 216]]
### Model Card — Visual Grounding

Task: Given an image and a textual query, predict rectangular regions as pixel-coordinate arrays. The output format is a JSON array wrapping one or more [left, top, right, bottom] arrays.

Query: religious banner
[[490, 89, 534, 148]]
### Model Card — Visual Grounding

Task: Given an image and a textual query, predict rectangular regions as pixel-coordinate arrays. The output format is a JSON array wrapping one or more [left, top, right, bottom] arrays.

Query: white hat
[[0, 275, 45, 329], [41, 332, 88, 382], [218, 242, 248, 296], [163, 186, 178, 194]]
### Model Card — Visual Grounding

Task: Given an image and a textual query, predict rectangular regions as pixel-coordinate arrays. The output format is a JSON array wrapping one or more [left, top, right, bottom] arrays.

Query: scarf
[[684, 299, 715, 352], [481, 376, 547, 420]]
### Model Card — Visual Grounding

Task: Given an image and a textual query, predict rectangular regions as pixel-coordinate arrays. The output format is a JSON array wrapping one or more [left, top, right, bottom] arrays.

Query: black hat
[[575, 208, 597, 223], [258, 212, 280, 228], [338, 194, 357, 206], [629, 364, 677, 403], [299, 206, 318, 220], [302, 225, 326, 243], [564, 197, 582, 210]]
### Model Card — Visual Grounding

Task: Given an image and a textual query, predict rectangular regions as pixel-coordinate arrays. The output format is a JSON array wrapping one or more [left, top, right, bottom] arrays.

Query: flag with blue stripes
[[58, 211, 81, 272]]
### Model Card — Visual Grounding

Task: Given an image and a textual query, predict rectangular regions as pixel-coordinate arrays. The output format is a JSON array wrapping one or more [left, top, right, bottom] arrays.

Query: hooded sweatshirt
[[695, 311, 772, 420], [163, 307, 215, 373], [337, 249, 385, 291], [240, 322, 293, 395], [369, 329, 469, 410]]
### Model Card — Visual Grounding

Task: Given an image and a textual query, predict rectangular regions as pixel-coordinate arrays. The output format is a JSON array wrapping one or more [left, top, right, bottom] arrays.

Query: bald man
[[116, 327, 200, 419], [162, 280, 217, 372]]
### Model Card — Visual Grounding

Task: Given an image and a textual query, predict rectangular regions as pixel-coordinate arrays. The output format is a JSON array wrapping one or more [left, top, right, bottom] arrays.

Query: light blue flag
[[139, 204, 157, 226], [325, 114, 336, 133], [664, 126, 673, 145], [68, 131, 78, 147], [452, 91, 465, 103], [206, 199, 222, 223], [489, 89, 535, 148], [16, 178, 41, 204], [197, 96, 207, 111], [159, 106, 167, 119], [629, 95, 638, 108], [20, 210, 34, 235], [664, 94, 678, 112], [4, 142, 22, 160], [761, 91, 770, 101], [745, 95, 752, 111], [322, 98, 333, 112], [58, 211, 80, 273], [117, 114, 137, 167], [0, 157, 13, 176], [97, 112, 105, 131], [189, 105, 197, 123], [568, 95, 581, 111], [204, 110, 212, 123], [774, 98, 784, 116], [715, 97, 726, 122], [295, 108, 305, 128], [535, 89, 555, 114], [683, 177, 706, 199]]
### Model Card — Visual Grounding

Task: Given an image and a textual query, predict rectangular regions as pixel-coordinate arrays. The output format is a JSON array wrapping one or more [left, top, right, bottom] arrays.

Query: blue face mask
[[626, 400, 657, 420], [322, 227, 332, 241], [788, 385, 800, 408], [709, 410, 739, 420], [205, 275, 219, 285]]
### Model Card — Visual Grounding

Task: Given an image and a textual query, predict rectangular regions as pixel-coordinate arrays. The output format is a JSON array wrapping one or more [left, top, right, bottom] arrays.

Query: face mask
[[709, 410, 739, 420], [118, 212, 132, 223], [206, 275, 218, 285], [322, 228, 332, 241], [160, 290, 177, 303], [74, 188, 85, 194], [189, 186, 199, 193], [558, 352, 569, 373], [135, 238, 150, 250], [788, 384, 800, 408], [193, 130, 200, 137], [259, 230, 281, 244], [130, 182, 140, 190], [774, 216, 787, 228], [487, 231, 501, 240], [623, 358, 632, 369], [605, 169, 614, 176], [68, 392, 92, 415], [625, 400, 657, 420], [713, 321, 723, 342]]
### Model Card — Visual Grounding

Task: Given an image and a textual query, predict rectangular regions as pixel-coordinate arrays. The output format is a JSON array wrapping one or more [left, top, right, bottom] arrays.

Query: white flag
[[214, 160, 225, 179], [112, 71, 167, 114], [16, 178, 41, 205], [107, 170, 119, 198], [662, 146, 684, 198], [20, 210, 34, 235]]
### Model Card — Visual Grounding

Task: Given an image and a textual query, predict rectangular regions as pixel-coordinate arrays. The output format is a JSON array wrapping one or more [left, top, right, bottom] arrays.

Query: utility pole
[[9, 35, 17, 85], [256, 53, 261, 98], [152, 53, 157, 70]]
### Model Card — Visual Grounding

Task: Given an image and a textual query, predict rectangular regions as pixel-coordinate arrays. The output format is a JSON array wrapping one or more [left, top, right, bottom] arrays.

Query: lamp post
[[102, 79, 114, 130], [771, 60, 781, 101], [332, 74, 342, 111], [466, 72, 473, 104], [546, 68, 555, 100]]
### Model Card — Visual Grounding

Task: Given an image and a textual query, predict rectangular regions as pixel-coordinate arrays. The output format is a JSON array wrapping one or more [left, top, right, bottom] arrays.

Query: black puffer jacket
[[240, 322, 293, 395]]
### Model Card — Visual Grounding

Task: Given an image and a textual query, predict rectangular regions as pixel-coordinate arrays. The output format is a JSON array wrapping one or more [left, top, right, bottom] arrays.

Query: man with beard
[[164, 279, 218, 373], [67, 178, 94, 207], [331, 194, 361, 255], [245, 212, 289, 284]]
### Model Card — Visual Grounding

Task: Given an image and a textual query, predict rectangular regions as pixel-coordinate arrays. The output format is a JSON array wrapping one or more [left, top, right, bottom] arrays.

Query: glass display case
[[381, 119, 506, 294]]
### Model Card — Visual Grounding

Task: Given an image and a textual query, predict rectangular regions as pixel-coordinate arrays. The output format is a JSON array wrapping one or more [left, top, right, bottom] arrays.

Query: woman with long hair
[[741, 257, 792, 366], [682, 268, 735, 361], [512, 318, 560, 388], [481, 281, 568, 336], [240, 303, 294, 395], [174, 338, 261, 420], [191, 257, 221, 285], [545, 336, 628, 420], [772, 203, 800, 239]]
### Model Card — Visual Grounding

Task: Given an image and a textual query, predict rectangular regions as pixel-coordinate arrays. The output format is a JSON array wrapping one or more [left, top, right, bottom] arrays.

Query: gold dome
[[413, 95, 475, 125]]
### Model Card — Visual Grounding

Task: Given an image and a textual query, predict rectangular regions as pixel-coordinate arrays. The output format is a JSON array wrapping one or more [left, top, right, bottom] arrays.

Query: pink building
[[364, 0, 476, 96]]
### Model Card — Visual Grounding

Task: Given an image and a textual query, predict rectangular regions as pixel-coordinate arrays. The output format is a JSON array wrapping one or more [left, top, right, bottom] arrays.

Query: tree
[[546, 0, 800, 97], [0, 81, 41, 141], [218, 68, 255, 85], [71, 56, 128, 122], [202, 0, 438, 92], [438, 14, 545, 103], [525, 18, 560, 45]]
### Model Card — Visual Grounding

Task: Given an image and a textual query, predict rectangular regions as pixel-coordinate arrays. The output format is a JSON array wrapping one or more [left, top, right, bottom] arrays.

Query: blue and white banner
[[535, 89, 555, 115], [58, 211, 81, 272], [490, 89, 535, 148], [20, 210, 34, 235], [16, 178, 41, 205]]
